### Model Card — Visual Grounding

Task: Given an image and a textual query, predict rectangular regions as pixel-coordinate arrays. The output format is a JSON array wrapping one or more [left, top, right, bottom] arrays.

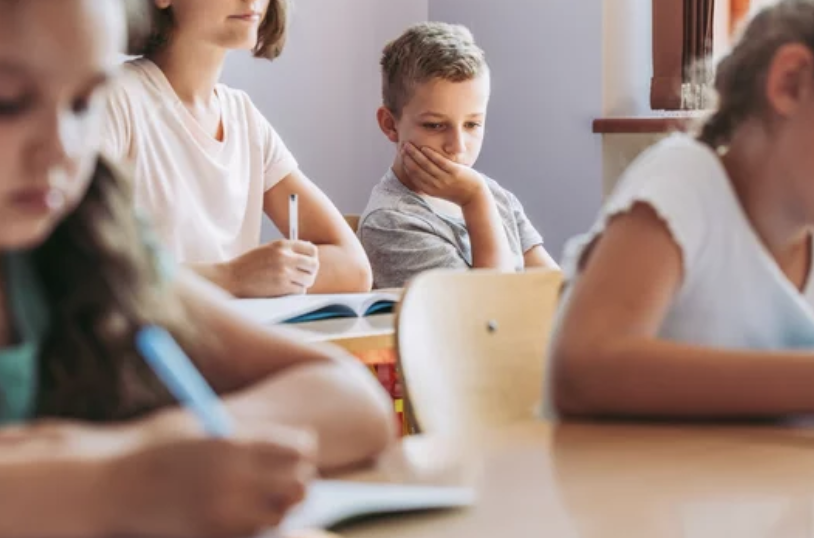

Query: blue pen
[[135, 325, 233, 437]]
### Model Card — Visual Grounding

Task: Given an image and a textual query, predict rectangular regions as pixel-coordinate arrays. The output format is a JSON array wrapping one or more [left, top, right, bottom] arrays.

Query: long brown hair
[[127, 0, 289, 60], [697, 0, 814, 150], [32, 159, 196, 421]]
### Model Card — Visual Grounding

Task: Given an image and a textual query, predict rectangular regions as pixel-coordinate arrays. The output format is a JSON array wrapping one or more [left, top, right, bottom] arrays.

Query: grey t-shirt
[[359, 169, 544, 289]]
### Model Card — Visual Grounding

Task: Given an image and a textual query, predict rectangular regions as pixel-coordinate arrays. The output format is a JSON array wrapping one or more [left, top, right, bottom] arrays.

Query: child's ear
[[766, 43, 814, 117], [377, 106, 400, 144], [154, 0, 171, 9]]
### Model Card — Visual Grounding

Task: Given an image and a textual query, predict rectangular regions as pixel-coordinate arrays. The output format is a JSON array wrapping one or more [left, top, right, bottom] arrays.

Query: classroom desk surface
[[275, 314, 395, 357], [336, 419, 814, 537]]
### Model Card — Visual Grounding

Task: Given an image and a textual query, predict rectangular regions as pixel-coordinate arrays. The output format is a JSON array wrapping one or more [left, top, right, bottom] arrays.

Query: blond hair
[[380, 22, 488, 117], [127, 0, 288, 60], [698, 0, 814, 149]]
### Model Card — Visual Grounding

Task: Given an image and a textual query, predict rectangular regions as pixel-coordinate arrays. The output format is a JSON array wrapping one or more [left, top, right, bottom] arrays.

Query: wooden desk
[[276, 314, 395, 358], [337, 420, 814, 537]]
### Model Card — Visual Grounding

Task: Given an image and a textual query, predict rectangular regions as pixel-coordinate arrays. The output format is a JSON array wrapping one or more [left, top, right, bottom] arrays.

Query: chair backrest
[[344, 215, 361, 233], [395, 269, 563, 437]]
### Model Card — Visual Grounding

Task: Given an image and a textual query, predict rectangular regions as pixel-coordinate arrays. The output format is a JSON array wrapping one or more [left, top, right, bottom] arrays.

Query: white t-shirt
[[558, 134, 814, 350], [103, 58, 299, 264]]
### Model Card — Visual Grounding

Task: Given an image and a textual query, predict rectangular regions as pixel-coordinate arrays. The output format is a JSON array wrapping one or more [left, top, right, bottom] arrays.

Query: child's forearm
[[554, 338, 814, 419], [222, 354, 396, 471], [462, 188, 516, 271], [310, 243, 373, 294], [0, 446, 122, 538], [185, 261, 237, 295], [524, 245, 560, 269], [144, 343, 396, 471]]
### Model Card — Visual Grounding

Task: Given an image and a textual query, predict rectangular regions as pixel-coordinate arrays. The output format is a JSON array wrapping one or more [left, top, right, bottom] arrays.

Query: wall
[[600, 0, 661, 197], [429, 0, 604, 258], [602, 0, 652, 116], [221, 0, 428, 240]]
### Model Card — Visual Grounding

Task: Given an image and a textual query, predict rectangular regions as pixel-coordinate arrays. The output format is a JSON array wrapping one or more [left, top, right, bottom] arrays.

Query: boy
[[359, 22, 557, 289]]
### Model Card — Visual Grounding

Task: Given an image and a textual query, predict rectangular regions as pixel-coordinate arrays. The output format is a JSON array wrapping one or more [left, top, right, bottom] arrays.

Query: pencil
[[289, 193, 299, 241]]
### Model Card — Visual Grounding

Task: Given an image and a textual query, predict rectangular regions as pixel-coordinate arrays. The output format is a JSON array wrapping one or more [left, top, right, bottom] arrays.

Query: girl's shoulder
[[609, 133, 734, 220], [561, 134, 740, 285]]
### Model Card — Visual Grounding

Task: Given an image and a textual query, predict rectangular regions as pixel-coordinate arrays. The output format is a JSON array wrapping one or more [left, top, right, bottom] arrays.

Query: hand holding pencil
[[217, 192, 319, 298], [76, 327, 319, 538]]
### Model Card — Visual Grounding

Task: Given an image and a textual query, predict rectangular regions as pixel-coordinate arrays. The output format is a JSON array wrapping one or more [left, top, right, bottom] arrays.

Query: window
[[651, 0, 773, 110], [651, 0, 718, 110]]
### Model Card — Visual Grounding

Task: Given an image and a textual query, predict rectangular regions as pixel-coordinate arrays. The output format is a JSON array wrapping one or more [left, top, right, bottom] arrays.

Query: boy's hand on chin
[[401, 143, 485, 207]]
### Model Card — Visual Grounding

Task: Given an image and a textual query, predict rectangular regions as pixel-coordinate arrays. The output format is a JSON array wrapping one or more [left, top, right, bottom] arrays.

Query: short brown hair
[[380, 22, 488, 117], [126, 0, 288, 60]]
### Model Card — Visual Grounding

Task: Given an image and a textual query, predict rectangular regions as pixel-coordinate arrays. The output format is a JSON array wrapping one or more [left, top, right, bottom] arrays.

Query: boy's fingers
[[404, 144, 443, 179], [293, 254, 318, 275], [420, 146, 455, 174], [289, 241, 318, 257], [403, 152, 437, 187]]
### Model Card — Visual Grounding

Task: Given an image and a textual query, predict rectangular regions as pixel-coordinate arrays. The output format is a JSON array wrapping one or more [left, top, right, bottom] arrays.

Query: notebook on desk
[[274, 479, 476, 533], [231, 292, 399, 325]]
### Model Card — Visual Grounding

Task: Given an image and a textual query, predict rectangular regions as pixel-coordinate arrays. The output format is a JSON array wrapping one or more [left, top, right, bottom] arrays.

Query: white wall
[[600, 0, 655, 198], [429, 0, 604, 258], [221, 0, 428, 240], [602, 0, 651, 116]]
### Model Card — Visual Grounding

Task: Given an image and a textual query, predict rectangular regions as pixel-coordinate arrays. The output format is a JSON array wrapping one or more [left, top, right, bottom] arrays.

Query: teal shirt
[[0, 220, 174, 424], [0, 252, 49, 424]]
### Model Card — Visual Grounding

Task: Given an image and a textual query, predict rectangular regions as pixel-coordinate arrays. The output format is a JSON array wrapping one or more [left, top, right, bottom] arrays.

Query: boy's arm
[[504, 189, 559, 269], [524, 245, 560, 269], [460, 186, 517, 271]]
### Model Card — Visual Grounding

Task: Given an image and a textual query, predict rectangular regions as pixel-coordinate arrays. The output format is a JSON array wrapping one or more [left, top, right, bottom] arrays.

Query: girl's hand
[[101, 425, 317, 538]]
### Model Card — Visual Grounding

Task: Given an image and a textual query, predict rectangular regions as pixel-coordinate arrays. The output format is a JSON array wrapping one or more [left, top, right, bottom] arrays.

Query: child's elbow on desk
[[312, 243, 374, 294], [325, 346, 397, 468], [341, 253, 374, 293], [550, 347, 603, 419], [265, 345, 397, 471]]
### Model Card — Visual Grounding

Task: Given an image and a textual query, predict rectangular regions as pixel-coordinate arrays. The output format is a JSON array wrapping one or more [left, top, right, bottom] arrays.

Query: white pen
[[289, 193, 298, 241]]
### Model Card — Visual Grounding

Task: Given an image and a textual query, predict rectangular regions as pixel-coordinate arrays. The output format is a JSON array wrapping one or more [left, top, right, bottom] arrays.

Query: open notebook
[[272, 479, 476, 533], [231, 292, 399, 325]]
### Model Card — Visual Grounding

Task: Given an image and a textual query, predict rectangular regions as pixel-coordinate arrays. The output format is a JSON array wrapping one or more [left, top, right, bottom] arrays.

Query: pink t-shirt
[[103, 58, 298, 264]]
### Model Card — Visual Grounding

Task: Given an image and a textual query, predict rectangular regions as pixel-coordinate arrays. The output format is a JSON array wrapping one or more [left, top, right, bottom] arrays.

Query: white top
[[103, 58, 299, 263], [558, 134, 814, 349]]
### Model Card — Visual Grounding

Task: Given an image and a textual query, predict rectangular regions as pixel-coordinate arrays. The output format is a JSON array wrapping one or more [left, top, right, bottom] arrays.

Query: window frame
[[650, 0, 685, 110], [650, 0, 725, 110]]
